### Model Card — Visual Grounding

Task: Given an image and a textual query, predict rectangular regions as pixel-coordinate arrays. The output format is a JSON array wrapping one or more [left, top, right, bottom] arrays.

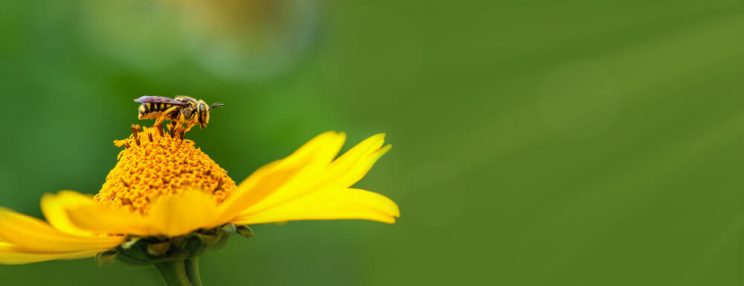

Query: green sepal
[[116, 237, 186, 267], [221, 223, 237, 234], [236, 225, 255, 239], [147, 241, 171, 256], [110, 225, 239, 267], [121, 237, 141, 249], [176, 233, 208, 257], [95, 249, 118, 266]]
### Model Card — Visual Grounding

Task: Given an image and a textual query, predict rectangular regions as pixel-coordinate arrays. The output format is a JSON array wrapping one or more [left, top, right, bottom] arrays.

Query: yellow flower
[[0, 127, 398, 265]]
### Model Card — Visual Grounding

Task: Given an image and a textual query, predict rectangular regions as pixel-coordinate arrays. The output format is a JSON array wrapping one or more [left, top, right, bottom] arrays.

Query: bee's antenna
[[209, 102, 225, 111]]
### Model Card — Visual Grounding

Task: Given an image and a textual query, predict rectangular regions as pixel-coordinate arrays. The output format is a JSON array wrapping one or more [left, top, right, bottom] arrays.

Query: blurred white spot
[[538, 60, 619, 138], [81, 0, 317, 81], [81, 0, 186, 70], [180, 0, 317, 80]]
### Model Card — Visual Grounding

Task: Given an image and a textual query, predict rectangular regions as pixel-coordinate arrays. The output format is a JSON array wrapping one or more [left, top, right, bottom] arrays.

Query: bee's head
[[196, 100, 210, 128], [196, 100, 225, 128]]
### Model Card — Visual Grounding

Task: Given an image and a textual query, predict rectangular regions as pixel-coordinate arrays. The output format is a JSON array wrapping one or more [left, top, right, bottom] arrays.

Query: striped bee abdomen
[[138, 103, 177, 120]]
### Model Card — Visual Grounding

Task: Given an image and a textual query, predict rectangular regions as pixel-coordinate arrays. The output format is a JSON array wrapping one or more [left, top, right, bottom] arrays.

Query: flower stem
[[185, 258, 203, 286], [155, 260, 193, 286]]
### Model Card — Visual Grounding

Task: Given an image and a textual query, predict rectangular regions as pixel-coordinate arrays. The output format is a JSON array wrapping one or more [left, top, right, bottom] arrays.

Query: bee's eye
[[198, 104, 208, 122]]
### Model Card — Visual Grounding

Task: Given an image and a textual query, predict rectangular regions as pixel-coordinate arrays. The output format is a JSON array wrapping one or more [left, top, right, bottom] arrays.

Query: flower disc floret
[[95, 126, 237, 214]]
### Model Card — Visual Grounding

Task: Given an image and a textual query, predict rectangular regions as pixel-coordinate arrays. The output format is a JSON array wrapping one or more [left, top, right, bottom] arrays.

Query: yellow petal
[[278, 131, 347, 168], [323, 134, 389, 189], [235, 134, 391, 218], [0, 208, 123, 253], [63, 201, 151, 236], [41, 191, 98, 237], [231, 188, 400, 225], [217, 131, 346, 221], [147, 190, 220, 236], [0, 242, 102, 265], [67, 190, 219, 237]]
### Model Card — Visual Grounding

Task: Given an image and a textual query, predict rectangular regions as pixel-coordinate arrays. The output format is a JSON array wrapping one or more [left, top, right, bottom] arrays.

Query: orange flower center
[[94, 126, 237, 214]]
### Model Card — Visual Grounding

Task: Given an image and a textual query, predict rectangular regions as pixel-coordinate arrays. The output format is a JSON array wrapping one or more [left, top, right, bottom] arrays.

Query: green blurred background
[[1, 0, 743, 285]]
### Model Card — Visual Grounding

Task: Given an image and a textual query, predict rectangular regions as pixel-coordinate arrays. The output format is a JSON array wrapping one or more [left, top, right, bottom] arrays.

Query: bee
[[134, 95, 224, 133]]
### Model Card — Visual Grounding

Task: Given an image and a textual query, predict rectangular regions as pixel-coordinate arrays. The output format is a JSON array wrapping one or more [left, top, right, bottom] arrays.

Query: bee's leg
[[164, 106, 181, 118], [153, 115, 167, 129], [184, 122, 197, 134], [167, 121, 178, 138], [153, 115, 167, 137], [158, 106, 180, 137]]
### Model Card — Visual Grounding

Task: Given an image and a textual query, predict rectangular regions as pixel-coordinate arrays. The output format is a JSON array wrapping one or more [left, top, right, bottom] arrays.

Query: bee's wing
[[134, 96, 188, 106]]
